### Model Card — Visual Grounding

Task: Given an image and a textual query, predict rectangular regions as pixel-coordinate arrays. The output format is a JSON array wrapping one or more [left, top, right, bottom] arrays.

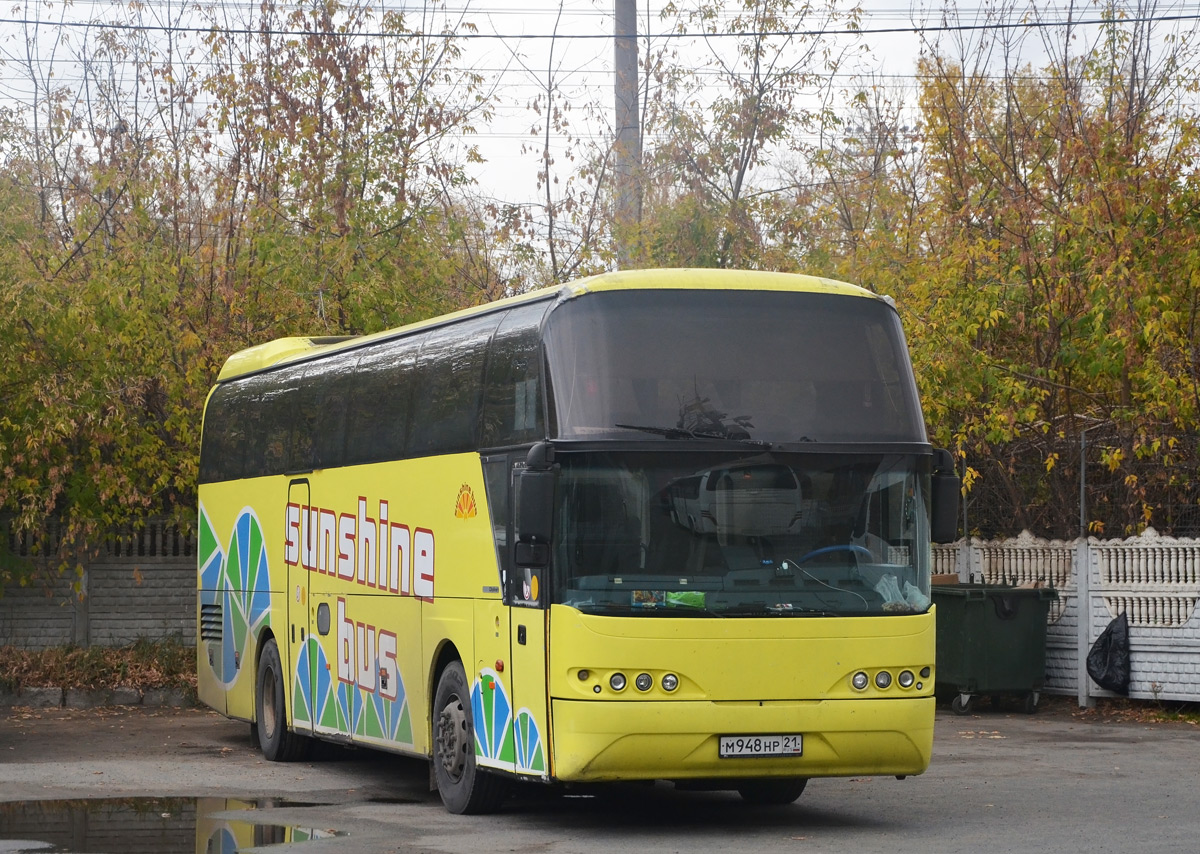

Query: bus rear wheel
[[736, 778, 808, 805], [432, 661, 507, 814], [255, 638, 308, 762]]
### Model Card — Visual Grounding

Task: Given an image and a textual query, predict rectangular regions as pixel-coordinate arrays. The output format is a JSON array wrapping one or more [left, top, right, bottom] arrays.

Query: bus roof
[[562, 268, 874, 299], [215, 268, 880, 381]]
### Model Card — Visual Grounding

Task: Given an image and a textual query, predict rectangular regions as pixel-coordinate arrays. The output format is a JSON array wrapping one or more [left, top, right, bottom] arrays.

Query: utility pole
[[614, 0, 641, 268]]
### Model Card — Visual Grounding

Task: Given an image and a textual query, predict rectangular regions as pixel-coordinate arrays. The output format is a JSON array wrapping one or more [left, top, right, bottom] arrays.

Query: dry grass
[[1071, 696, 1200, 725], [0, 638, 197, 698], [1030, 693, 1200, 725]]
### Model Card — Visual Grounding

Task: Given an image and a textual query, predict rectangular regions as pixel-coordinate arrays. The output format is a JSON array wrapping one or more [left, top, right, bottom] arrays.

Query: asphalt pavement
[[1, 699, 1197, 854]]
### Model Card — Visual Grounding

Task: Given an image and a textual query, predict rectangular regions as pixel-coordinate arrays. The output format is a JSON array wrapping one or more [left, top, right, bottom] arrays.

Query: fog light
[[610, 672, 627, 691], [898, 670, 915, 688], [635, 673, 653, 691], [920, 666, 931, 678], [662, 673, 679, 692], [578, 669, 589, 681], [852, 671, 869, 690], [875, 671, 893, 689]]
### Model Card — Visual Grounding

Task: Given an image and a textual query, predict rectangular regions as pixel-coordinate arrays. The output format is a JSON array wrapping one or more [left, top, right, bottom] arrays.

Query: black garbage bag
[[1087, 612, 1131, 694]]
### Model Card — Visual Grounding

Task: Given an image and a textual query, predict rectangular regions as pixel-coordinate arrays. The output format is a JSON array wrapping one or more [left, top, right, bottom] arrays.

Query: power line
[[14, 0, 1200, 17], [1, 11, 1199, 40]]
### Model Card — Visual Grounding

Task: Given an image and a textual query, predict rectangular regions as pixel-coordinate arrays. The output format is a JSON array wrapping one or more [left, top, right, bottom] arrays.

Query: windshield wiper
[[661, 602, 726, 617], [574, 602, 726, 618], [615, 423, 771, 448], [717, 604, 840, 617]]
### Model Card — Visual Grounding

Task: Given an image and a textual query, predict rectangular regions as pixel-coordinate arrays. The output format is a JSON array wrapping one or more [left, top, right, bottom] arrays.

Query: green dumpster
[[932, 584, 1058, 714]]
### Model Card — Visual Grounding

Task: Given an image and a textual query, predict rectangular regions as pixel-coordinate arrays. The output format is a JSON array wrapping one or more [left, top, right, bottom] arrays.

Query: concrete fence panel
[[5, 518, 1200, 704], [1, 518, 195, 650], [935, 527, 1200, 704]]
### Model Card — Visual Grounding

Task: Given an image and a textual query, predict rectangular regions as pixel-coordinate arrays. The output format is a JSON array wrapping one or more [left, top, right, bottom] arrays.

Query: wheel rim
[[261, 664, 278, 738], [437, 695, 469, 783]]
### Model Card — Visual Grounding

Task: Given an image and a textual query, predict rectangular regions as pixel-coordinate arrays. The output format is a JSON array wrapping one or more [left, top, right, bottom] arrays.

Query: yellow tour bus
[[197, 268, 959, 813]]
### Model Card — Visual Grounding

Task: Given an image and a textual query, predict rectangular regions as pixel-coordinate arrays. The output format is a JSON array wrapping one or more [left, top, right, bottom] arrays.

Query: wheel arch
[[252, 625, 279, 725], [427, 640, 464, 750]]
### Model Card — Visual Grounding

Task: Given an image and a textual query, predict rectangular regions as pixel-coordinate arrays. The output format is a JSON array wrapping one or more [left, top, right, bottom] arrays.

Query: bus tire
[[432, 660, 507, 814], [736, 778, 808, 805], [255, 638, 308, 762]]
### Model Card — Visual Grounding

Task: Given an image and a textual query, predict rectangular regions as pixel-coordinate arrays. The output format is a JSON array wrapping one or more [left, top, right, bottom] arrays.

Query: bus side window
[[250, 366, 303, 477], [200, 381, 252, 483], [409, 315, 499, 456], [481, 302, 548, 448], [481, 455, 510, 595], [297, 353, 354, 472], [344, 336, 420, 466]]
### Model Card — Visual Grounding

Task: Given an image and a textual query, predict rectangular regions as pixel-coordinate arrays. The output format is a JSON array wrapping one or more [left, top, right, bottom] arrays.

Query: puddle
[[364, 796, 419, 806], [0, 798, 345, 854]]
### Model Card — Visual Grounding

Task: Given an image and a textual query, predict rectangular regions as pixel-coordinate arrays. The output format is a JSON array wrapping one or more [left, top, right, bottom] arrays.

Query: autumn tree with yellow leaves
[[5, 0, 1200, 588]]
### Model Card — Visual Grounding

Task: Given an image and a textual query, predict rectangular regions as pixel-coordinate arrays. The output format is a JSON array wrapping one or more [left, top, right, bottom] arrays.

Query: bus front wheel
[[432, 661, 507, 814], [736, 778, 808, 805], [255, 638, 308, 762]]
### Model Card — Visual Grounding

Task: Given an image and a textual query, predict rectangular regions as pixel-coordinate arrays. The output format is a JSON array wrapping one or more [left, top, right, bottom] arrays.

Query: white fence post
[[1075, 537, 1093, 708]]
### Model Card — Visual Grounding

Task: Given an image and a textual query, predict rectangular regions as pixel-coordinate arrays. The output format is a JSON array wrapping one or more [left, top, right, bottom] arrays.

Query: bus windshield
[[543, 288, 925, 443], [553, 450, 933, 617]]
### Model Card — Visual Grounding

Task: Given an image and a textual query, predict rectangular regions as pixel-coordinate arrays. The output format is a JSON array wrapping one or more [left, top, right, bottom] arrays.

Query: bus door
[[480, 454, 550, 778], [504, 455, 551, 780], [286, 479, 315, 737], [508, 572, 550, 778], [305, 504, 353, 743]]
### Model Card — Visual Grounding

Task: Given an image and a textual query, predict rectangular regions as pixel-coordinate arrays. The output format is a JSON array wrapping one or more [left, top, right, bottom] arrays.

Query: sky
[[2, 1, 1199, 204]]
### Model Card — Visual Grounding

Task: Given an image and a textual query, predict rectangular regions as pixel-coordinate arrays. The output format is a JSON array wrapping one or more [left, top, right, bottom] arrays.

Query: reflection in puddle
[[0, 798, 344, 854]]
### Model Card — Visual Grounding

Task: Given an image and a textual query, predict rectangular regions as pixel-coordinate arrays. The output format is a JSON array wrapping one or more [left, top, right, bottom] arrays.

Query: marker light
[[875, 671, 893, 689], [898, 670, 915, 688], [852, 671, 870, 691], [635, 673, 653, 691], [610, 673, 627, 691], [662, 673, 679, 692]]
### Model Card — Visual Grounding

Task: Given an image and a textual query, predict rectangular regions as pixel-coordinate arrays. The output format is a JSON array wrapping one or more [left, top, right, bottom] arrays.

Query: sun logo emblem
[[454, 483, 478, 519]]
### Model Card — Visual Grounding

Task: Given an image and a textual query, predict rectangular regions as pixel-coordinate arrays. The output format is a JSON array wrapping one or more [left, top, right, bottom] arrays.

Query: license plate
[[719, 734, 803, 758]]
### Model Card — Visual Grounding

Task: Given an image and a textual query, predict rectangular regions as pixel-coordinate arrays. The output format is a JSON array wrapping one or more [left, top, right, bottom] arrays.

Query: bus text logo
[[284, 497, 435, 600]]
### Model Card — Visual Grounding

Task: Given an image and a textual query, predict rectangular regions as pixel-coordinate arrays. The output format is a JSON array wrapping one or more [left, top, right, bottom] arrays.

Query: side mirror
[[930, 448, 960, 544], [514, 442, 555, 568]]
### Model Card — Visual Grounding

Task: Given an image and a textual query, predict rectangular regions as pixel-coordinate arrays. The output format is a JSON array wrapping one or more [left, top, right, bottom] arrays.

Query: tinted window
[[482, 455, 511, 592], [200, 306, 536, 483], [294, 353, 356, 471], [344, 335, 422, 465], [408, 315, 501, 456], [243, 365, 304, 477], [481, 302, 549, 448], [542, 290, 925, 443], [200, 382, 253, 483], [200, 365, 304, 482]]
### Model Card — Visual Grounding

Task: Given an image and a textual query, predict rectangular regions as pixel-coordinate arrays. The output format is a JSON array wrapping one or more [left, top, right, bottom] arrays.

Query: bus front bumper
[[549, 696, 934, 783]]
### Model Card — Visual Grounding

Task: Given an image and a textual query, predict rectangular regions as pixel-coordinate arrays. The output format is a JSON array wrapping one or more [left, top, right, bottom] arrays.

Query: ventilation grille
[[200, 602, 223, 641]]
